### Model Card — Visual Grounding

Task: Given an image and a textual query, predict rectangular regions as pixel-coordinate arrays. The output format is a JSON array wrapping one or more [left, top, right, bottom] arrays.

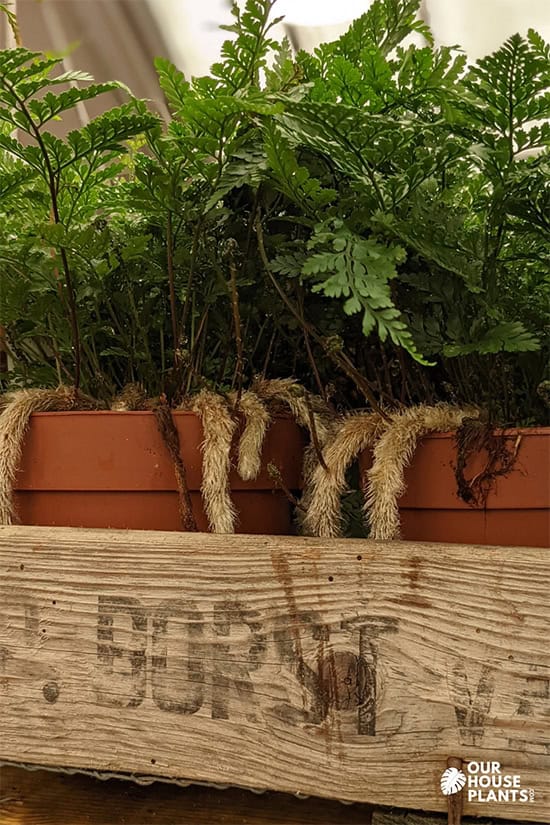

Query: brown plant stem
[[184, 307, 209, 395], [396, 348, 409, 405], [305, 391, 328, 471], [254, 214, 390, 422], [267, 462, 305, 513], [178, 219, 202, 341], [153, 398, 197, 532], [0, 77, 82, 389], [261, 328, 277, 377], [166, 213, 179, 371], [227, 243, 244, 407], [298, 287, 326, 400], [0, 327, 8, 374]]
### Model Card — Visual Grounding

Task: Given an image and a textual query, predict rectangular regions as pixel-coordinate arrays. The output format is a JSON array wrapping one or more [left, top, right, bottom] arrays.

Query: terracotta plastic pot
[[13, 411, 306, 534], [360, 428, 549, 547]]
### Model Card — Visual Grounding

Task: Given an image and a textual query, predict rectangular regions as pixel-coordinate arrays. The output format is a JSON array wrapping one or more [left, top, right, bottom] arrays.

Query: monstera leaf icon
[[440, 767, 467, 796]]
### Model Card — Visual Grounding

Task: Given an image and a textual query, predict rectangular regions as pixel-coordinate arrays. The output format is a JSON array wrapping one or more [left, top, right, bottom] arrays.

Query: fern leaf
[[49, 70, 95, 85], [213, 0, 279, 90], [264, 126, 335, 215], [65, 103, 159, 168], [444, 322, 540, 356], [456, 32, 550, 165], [336, 0, 432, 60], [303, 219, 430, 362], [204, 138, 268, 211], [155, 57, 190, 115], [0, 162, 38, 198], [265, 37, 298, 92], [27, 83, 123, 127], [0, 133, 43, 171], [0, 49, 63, 98], [278, 102, 385, 181]]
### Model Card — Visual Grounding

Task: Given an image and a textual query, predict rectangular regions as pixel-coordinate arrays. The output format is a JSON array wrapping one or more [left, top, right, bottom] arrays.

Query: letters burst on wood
[[0, 526, 548, 821]]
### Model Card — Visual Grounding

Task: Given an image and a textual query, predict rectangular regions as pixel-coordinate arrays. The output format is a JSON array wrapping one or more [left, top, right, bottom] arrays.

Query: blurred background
[[1, 0, 549, 127]]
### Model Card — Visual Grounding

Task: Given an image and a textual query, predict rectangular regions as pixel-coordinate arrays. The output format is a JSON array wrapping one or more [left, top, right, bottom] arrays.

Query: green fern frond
[[65, 103, 159, 168], [337, 0, 432, 60], [444, 322, 540, 356], [214, 0, 281, 90], [455, 32, 550, 167], [0, 161, 37, 198], [303, 219, 430, 362], [155, 57, 190, 115], [264, 125, 335, 215], [26, 83, 123, 127]]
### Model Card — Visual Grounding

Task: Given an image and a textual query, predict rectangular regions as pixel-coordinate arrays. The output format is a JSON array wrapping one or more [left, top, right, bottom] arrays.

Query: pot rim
[[25, 413, 550, 435], [394, 426, 550, 438], [27, 410, 298, 420]]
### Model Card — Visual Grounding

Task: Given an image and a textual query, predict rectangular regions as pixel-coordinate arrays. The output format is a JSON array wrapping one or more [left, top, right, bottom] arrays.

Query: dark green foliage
[[0, 0, 548, 423], [301, 219, 425, 361]]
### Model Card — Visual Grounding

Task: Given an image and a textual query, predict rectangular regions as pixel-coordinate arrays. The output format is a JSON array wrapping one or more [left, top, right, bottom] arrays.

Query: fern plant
[[0, 0, 548, 424], [0, 46, 159, 389], [273, 12, 548, 364], [263, 2, 548, 420]]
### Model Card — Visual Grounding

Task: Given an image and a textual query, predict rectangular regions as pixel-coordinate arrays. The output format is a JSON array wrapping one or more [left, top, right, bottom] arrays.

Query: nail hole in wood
[[328, 576, 334, 582], [42, 681, 60, 703]]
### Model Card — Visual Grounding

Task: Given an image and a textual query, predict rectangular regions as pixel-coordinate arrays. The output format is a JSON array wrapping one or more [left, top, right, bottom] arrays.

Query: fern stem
[[0, 77, 82, 390], [227, 242, 244, 406], [166, 212, 179, 372], [178, 218, 202, 342], [297, 287, 326, 400], [304, 391, 328, 471], [255, 212, 390, 421]]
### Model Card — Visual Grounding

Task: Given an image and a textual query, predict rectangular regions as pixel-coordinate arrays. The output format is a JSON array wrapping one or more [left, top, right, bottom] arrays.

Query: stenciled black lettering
[[342, 616, 398, 735], [508, 664, 550, 753], [151, 598, 204, 714], [96, 596, 147, 708], [449, 660, 495, 746], [272, 610, 332, 726], [211, 600, 266, 722]]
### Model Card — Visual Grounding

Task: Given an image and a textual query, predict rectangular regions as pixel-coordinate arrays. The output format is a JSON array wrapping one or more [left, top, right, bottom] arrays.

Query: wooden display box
[[0, 526, 548, 821]]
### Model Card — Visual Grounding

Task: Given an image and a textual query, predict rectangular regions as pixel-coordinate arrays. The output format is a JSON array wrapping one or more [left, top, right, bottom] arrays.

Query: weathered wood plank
[[371, 812, 542, 825], [0, 526, 548, 821], [0, 765, 372, 825]]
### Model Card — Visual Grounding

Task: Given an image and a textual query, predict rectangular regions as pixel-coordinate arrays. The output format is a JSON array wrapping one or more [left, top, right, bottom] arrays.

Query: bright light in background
[[150, 0, 550, 77], [274, 0, 371, 27], [428, 0, 550, 60]]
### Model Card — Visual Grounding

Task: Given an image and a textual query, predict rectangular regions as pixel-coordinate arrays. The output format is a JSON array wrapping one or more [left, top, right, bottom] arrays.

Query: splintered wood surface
[[0, 765, 373, 825], [0, 526, 548, 821]]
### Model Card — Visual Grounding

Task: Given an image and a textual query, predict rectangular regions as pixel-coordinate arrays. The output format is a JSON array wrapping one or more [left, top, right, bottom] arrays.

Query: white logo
[[440, 767, 467, 796], [440, 761, 535, 804]]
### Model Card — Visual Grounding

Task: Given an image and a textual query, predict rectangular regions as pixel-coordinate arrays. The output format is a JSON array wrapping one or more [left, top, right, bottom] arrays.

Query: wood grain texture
[[0, 526, 548, 821], [371, 812, 542, 825], [0, 765, 372, 825]]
